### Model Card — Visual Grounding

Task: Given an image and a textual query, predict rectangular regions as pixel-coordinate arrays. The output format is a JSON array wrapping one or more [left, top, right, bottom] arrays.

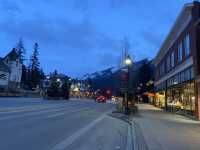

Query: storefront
[[153, 1, 200, 119], [154, 81, 166, 108], [167, 81, 195, 115], [155, 91, 165, 108]]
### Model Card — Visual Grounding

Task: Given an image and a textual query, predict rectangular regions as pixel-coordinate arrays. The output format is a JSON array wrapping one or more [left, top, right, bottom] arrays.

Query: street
[[0, 98, 129, 150]]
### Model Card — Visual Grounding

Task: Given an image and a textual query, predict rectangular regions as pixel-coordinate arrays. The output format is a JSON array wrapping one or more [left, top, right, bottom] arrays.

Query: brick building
[[154, 1, 200, 119]]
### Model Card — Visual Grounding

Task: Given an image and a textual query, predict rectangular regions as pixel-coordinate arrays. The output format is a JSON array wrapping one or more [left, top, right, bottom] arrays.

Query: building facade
[[0, 60, 10, 90], [3, 49, 22, 84], [154, 1, 200, 119], [0, 49, 22, 90]]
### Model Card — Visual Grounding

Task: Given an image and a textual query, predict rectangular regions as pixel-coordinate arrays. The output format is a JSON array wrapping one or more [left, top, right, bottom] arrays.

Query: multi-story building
[[154, 1, 200, 119]]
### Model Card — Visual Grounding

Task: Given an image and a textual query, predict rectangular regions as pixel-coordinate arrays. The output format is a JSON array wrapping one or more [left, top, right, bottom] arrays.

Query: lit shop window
[[184, 35, 190, 57], [178, 43, 183, 62]]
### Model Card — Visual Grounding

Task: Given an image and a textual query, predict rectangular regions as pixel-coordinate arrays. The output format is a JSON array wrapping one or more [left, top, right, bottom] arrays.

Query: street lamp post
[[124, 55, 132, 115]]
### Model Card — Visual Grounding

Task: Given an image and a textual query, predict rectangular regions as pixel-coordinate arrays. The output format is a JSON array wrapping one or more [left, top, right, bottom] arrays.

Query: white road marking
[[0, 106, 88, 121], [46, 108, 90, 118], [52, 113, 107, 150], [0, 104, 54, 112], [0, 103, 86, 114], [0, 105, 58, 114], [0, 102, 83, 111]]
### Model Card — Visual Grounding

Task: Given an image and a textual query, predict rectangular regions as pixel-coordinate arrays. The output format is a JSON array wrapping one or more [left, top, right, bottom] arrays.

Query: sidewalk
[[132, 104, 200, 150]]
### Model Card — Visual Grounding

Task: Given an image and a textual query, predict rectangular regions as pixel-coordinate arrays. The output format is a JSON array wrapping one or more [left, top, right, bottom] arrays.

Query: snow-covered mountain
[[82, 67, 119, 80], [82, 59, 152, 93], [82, 59, 150, 80]]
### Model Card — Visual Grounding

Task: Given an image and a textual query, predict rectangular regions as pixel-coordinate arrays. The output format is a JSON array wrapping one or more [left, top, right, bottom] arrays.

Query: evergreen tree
[[29, 43, 41, 88], [30, 43, 40, 71], [15, 38, 26, 63]]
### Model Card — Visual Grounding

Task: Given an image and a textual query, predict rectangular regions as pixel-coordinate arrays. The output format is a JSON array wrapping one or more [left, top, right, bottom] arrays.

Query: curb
[[108, 112, 134, 150], [126, 121, 134, 150]]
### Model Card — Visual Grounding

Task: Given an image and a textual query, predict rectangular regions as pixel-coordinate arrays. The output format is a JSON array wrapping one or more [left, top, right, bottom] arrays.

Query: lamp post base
[[125, 107, 130, 115]]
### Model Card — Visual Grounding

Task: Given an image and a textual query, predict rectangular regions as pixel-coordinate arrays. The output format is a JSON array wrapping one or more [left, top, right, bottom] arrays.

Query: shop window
[[182, 82, 195, 114], [155, 91, 166, 108]]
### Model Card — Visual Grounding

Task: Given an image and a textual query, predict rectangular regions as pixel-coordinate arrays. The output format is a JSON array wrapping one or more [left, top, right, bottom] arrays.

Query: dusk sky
[[0, 0, 194, 78]]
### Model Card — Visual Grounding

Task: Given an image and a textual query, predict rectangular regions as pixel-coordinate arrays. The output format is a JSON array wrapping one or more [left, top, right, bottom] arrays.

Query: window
[[161, 62, 165, 74], [178, 43, 183, 62], [167, 55, 170, 71], [184, 35, 190, 56], [159, 62, 165, 75], [171, 51, 175, 67]]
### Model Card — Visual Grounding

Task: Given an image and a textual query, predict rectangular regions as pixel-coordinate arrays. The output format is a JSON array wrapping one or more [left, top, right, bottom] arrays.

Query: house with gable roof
[[0, 48, 22, 91]]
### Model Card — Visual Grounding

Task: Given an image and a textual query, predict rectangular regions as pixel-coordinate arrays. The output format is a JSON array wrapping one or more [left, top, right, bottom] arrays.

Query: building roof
[[153, 2, 197, 66], [0, 58, 10, 73], [3, 48, 20, 61]]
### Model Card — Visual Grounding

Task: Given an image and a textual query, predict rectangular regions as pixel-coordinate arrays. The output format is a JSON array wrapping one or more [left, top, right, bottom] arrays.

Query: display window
[[167, 81, 195, 115], [155, 91, 165, 108]]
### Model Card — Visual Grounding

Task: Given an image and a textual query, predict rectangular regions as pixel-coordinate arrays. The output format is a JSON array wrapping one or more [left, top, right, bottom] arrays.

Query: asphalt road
[[0, 98, 129, 150]]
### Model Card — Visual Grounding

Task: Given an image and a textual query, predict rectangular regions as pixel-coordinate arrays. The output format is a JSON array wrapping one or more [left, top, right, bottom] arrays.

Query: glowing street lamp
[[124, 55, 133, 115], [124, 56, 132, 66]]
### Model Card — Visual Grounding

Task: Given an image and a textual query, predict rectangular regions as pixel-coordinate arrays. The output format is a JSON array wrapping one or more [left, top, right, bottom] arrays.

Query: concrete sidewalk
[[132, 104, 200, 150]]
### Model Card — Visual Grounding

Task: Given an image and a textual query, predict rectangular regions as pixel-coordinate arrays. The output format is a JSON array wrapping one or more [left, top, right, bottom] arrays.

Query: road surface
[[0, 98, 129, 150]]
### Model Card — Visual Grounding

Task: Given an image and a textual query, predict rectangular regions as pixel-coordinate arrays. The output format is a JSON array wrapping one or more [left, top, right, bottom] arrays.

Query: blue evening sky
[[0, 0, 194, 77]]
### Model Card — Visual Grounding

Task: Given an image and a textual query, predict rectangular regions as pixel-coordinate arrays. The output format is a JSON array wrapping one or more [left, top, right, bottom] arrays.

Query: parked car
[[96, 95, 106, 103]]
